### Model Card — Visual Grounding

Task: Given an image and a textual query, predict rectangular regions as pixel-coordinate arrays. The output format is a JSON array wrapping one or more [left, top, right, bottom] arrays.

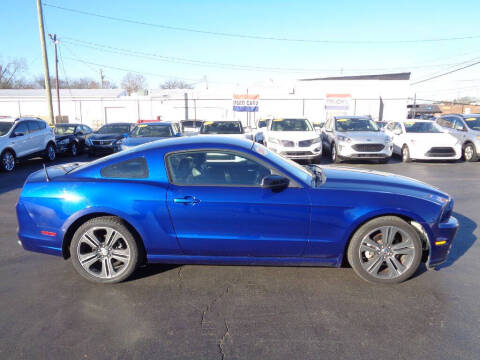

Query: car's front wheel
[[463, 143, 478, 162], [70, 216, 139, 283], [331, 143, 341, 163], [1, 150, 16, 172], [347, 216, 422, 284], [402, 145, 411, 163]]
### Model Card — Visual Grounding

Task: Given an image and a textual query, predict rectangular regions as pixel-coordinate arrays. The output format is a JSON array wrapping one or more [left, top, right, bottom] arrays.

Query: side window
[[12, 121, 29, 136], [166, 150, 273, 186], [386, 122, 395, 131], [100, 157, 149, 179], [26, 121, 41, 133], [441, 117, 455, 128], [37, 121, 46, 130], [454, 119, 465, 131]]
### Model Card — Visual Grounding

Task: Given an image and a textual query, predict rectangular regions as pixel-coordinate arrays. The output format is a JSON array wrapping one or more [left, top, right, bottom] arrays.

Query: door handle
[[174, 196, 200, 205]]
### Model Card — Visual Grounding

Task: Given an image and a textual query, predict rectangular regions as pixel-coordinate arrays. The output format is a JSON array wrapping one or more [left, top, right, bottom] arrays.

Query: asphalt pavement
[[1, 154, 479, 360]]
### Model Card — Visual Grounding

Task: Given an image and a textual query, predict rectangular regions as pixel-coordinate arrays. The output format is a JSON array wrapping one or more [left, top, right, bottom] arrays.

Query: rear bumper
[[427, 216, 459, 267]]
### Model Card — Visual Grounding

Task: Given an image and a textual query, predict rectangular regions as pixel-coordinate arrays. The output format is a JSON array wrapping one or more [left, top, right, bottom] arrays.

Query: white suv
[[0, 117, 56, 172]]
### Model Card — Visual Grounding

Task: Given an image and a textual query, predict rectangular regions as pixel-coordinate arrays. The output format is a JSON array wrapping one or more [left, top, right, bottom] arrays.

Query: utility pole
[[49, 33, 61, 122], [100, 69, 105, 88], [184, 92, 189, 121], [36, 0, 55, 125], [411, 93, 417, 119]]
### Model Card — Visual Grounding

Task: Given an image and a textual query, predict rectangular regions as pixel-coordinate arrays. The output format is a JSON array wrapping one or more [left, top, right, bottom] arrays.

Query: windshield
[[182, 120, 203, 129], [271, 118, 313, 132], [335, 118, 379, 132], [0, 122, 14, 136], [404, 121, 442, 133], [97, 124, 131, 134], [131, 124, 173, 137], [55, 125, 76, 135], [201, 121, 243, 134], [464, 116, 480, 131]]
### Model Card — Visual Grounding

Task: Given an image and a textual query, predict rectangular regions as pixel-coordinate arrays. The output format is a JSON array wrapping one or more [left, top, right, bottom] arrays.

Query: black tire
[[463, 142, 478, 162], [44, 142, 56, 162], [1, 149, 16, 172], [401, 145, 411, 163], [331, 143, 341, 163], [347, 216, 422, 284], [71, 142, 78, 157], [70, 216, 139, 284]]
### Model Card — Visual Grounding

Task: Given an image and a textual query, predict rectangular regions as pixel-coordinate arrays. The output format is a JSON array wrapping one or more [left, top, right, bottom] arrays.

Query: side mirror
[[123, 133, 129, 138], [13, 132, 25, 137], [175, 132, 182, 137], [262, 174, 289, 192], [394, 129, 402, 135]]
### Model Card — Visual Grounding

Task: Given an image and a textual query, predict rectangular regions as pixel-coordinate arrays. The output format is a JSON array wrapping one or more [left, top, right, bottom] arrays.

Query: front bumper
[[427, 216, 459, 267], [87, 144, 119, 155], [268, 143, 322, 160], [337, 142, 393, 159], [409, 143, 462, 160]]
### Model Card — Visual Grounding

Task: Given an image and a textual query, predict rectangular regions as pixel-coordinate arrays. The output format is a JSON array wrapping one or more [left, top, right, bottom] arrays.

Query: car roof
[[101, 122, 134, 126], [56, 123, 82, 126], [0, 116, 16, 122], [136, 122, 174, 126], [333, 116, 369, 119], [137, 135, 254, 151]]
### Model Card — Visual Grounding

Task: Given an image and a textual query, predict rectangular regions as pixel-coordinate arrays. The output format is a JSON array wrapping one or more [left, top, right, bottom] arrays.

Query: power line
[[411, 60, 480, 85], [60, 37, 476, 74], [44, 3, 480, 44]]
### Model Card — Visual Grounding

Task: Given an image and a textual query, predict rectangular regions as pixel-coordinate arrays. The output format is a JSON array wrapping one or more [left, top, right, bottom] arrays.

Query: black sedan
[[86, 123, 136, 156], [54, 124, 93, 156]]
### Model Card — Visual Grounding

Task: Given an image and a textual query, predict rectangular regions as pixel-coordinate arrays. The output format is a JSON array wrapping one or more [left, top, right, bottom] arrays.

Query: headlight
[[311, 137, 321, 144], [476, 135, 480, 140], [385, 136, 392, 144], [337, 135, 351, 143], [268, 137, 279, 144], [58, 139, 70, 145]]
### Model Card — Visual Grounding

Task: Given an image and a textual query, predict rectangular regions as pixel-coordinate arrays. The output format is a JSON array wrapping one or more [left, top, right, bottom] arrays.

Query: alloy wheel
[[76, 226, 131, 280], [331, 145, 336, 162], [48, 144, 56, 161], [2, 151, 15, 171], [464, 145, 473, 161], [358, 226, 416, 280]]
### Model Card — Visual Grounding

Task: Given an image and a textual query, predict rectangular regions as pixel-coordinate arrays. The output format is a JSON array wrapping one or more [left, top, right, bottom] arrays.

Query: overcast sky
[[2, 0, 480, 100]]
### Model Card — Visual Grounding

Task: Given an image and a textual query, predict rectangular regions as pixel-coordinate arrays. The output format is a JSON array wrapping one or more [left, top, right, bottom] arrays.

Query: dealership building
[[0, 72, 411, 129]]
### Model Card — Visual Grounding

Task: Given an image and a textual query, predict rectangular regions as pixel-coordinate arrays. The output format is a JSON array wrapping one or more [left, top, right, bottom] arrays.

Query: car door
[[165, 149, 311, 257], [26, 120, 43, 152], [9, 121, 31, 157], [451, 118, 468, 143]]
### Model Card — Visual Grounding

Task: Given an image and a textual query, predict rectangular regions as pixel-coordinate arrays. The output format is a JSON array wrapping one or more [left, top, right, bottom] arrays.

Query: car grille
[[352, 144, 385, 152], [284, 151, 313, 156], [299, 139, 315, 147], [280, 140, 294, 147], [425, 147, 455, 157], [92, 140, 113, 146]]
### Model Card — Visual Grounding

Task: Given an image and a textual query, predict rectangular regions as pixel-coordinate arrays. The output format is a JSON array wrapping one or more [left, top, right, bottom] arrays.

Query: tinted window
[[100, 157, 149, 179], [97, 124, 132, 134], [37, 120, 46, 129], [131, 124, 173, 137], [55, 125, 76, 135], [83, 125, 92, 134], [27, 121, 42, 133], [166, 150, 272, 186], [335, 118, 379, 132], [271, 118, 313, 132], [463, 116, 480, 130], [13, 122, 29, 135], [0, 122, 14, 136], [201, 121, 243, 134], [404, 121, 441, 133]]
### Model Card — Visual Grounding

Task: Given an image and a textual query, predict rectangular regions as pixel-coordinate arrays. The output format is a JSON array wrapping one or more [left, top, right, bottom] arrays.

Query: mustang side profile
[[16, 136, 458, 284]]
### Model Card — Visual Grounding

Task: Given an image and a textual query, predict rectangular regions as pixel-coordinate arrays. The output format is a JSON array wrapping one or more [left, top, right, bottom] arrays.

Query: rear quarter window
[[100, 157, 149, 179]]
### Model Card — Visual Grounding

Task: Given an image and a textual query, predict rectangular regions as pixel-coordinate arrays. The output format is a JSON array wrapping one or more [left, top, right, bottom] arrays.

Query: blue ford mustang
[[16, 136, 458, 284]]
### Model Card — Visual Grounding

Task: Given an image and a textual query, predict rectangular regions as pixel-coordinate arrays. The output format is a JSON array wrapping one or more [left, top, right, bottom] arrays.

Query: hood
[[321, 166, 449, 201], [339, 131, 388, 142], [123, 136, 170, 146], [405, 132, 457, 145], [89, 133, 123, 141], [55, 135, 73, 141], [267, 131, 319, 141]]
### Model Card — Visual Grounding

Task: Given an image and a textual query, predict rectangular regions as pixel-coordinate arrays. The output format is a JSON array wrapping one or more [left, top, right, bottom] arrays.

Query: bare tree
[[160, 79, 193, 89], [121, 72, 147, 94], [0, 58, 28, 88]]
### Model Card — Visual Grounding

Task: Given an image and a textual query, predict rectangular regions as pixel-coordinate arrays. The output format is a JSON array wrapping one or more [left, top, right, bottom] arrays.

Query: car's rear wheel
[[71, 142, 78, 157], [402, 145, 411, 163], [1, 150, 15, 172], [70, 216, 139, 284], [463, 143, 478, 162], [347, 216, 422, 284], [44, 142, 56, 162]]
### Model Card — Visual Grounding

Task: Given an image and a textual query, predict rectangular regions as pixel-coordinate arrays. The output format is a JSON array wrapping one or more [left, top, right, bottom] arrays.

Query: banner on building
[[325, 93, 351, 119], [233, 94, 259, 112]]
